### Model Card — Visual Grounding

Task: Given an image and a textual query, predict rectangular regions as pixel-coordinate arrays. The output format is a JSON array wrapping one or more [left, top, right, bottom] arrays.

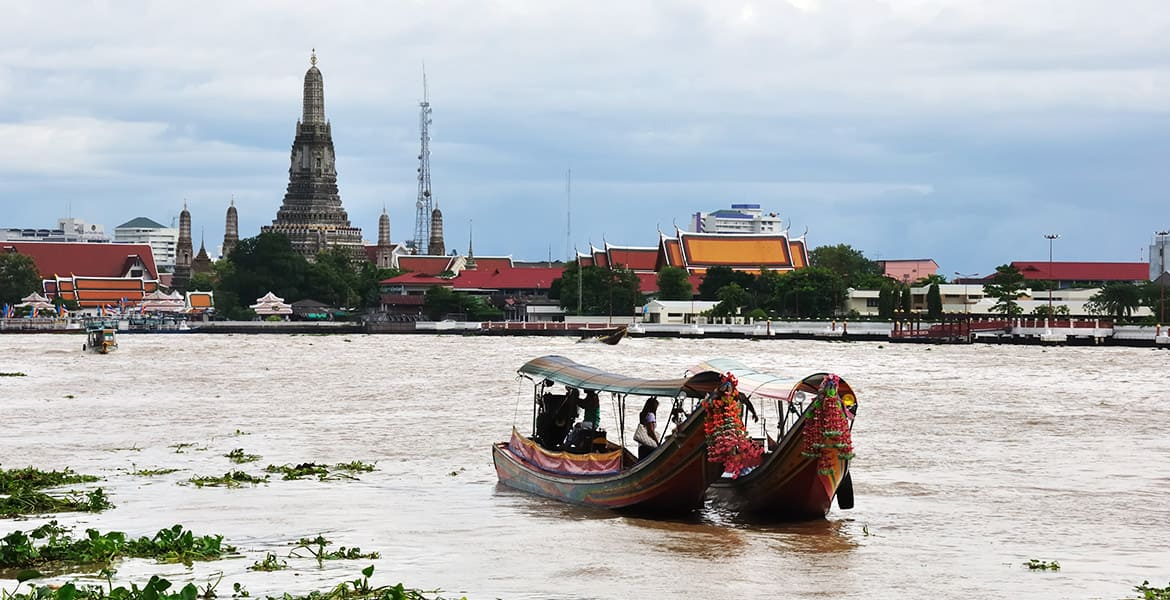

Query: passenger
[[634, 397, 660, 460], [581, 389, 601, 429]]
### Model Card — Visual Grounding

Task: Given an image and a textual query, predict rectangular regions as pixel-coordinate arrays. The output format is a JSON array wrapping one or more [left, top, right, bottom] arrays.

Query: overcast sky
[[1, 0, 1167, 275]]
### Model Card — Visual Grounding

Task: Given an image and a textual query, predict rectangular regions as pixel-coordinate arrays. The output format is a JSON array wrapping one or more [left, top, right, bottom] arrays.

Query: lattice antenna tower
[[412, 65, 434, 254]]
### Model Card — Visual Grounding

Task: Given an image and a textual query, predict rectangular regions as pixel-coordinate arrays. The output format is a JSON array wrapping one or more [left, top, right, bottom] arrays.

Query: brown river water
[[1, 333, 1168, 599]]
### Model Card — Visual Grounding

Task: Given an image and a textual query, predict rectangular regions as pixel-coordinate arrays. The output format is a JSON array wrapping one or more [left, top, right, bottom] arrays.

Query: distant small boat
[[577, 325, 627, 346], [82, 321, 118, 354]]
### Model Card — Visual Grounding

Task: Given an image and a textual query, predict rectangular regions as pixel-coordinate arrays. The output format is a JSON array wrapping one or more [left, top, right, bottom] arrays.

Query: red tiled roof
[[398, 255, 455, 275], [592, 249, 609, 268], [454, 267, 564, 291], [2, 241, 158, 279], [635, 272, 704, 295], [678, 231, 794, 269], [469, 257, 513, 271], [606, 245, 658, 272], [1011, 261, 1149, 282]]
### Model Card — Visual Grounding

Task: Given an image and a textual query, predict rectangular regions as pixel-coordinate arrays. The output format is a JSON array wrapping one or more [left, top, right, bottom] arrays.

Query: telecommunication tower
[[412, 67, 434, 254]]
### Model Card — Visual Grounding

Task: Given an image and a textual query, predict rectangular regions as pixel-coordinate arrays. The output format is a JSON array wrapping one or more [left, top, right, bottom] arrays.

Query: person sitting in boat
[[536, 385, 577, 451], [580, 389, 601, 429], [634, 397, 660, 460], [737, 392, 759, 424]]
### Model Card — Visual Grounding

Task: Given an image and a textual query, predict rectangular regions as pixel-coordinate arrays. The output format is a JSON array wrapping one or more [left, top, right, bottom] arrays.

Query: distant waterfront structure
[[1150, 231, 1170, 281], [372, 208, 395, 269], [412, 68, 435, 254], [429, 206, 445, 256], [171, 203, 194, 291], [879, 259, 939, 283], [114, 216, 178, 270], [4, 217, 110, 243], [262, 49, 364, 261], [223, 198, 239, 259], [692, 204, 782, 234]]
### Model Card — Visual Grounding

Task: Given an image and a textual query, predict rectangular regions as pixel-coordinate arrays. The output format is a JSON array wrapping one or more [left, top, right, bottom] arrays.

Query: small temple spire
[[465, 219, 476, 269], [429, 205, 445, 256], [302, 48, 325, 125]]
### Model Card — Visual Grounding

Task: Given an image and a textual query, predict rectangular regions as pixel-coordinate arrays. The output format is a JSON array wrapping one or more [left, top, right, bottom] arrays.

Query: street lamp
[[1158, 230, 1169, 325], [1044, 234, 1060, 315], [954, 271, 979, 314]]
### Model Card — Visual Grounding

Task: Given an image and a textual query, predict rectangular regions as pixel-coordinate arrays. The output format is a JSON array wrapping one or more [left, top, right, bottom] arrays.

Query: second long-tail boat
[[694, 358, 858, 521]]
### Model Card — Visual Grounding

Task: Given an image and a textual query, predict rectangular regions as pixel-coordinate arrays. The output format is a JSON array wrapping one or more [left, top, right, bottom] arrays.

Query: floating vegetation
[[247, 552, 288, 572], [0, 372, 26, 377], [2, 566, 463, 600], [169, 443, 198, 454], [333, 461, 377, 473], [225, 449, 261, 464], [186, 471, 268, 488], [290, 536, 381, 564], [0, 466, 100, 494], [0, 522, 235, 569], [0, 489, 112, 518], [1133, 580, 1170, 600], [128, 467, 181, 477], [264, 462, 374, 481], [1024, 559, 1061, 571], [106, 445, 142, 453], [231, 429, 251, 436], [63, 395, 75, 399]]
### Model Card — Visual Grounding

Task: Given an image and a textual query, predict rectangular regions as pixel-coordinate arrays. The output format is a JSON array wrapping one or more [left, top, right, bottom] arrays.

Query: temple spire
[[302, 49, 325, 125]]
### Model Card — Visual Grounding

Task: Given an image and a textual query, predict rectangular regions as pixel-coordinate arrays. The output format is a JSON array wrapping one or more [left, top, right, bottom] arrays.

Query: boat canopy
[[519, 355, 722, 398], [693, 358, 800, 401]]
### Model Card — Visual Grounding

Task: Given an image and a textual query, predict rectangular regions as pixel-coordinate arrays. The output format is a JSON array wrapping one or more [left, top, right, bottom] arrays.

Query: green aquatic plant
[[333, 461, 377, 473], [0, 522, 235, 569], [225, 449, 261, 464], [1133, 580, 1170, 600], [247, 552, 287, 572], [0, 567, 463, 600], [0, 372, 26, 377], [0, 466, 100, 494], [0, 488, 112, 518], [169, 443, 197, 454], [290, 536, 381, 564], [127, 467, 181, 477], [264, 463, 331, 481], [186, 471, 268, 488], [1024, 559, 1060, 571]]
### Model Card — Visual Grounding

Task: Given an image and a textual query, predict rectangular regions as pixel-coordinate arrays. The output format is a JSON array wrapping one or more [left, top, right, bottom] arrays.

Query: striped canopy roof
[[519, 355, 723, 398]]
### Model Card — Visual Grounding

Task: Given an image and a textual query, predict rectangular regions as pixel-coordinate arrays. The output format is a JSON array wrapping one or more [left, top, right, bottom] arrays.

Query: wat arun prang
[[262, 50, 364, 260]]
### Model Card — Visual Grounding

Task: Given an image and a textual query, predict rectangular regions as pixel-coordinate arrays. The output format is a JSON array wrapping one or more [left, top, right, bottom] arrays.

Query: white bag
[[634, 423, 657, 447]]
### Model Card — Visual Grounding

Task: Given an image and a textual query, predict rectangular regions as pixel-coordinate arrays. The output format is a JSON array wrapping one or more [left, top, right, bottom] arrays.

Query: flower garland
[[702, 373, 764, 478], [801, 374, 855, 475]]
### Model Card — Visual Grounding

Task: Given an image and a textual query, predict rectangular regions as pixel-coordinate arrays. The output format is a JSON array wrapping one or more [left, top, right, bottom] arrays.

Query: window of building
[[866, 298, 879, 308]]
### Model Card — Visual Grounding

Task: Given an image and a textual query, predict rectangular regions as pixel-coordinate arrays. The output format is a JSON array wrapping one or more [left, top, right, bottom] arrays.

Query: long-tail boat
[[576, 325, 627, 346], [492, 355, 723, 515], [82, 320, 119, 354], [694, 358, 858, 521]]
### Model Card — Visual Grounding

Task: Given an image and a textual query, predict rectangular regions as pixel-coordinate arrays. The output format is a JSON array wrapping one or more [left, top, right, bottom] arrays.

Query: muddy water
[[1, 334, 1167, 599]]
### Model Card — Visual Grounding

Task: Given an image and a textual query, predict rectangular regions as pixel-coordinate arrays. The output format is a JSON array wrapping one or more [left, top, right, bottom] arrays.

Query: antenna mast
[[412, 65, 434, 254]]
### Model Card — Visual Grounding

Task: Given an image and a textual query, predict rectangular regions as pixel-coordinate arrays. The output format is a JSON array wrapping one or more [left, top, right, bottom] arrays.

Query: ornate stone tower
[[172, 202, 193, 291], [262, 50, 363, 260], [374, 208, 394, 269], [223, 198, 239, 259], [428, 206, 445, 256]]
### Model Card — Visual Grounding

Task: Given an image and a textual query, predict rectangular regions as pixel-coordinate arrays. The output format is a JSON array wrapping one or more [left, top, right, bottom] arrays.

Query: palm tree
[[1086, 282, 1142, 319]]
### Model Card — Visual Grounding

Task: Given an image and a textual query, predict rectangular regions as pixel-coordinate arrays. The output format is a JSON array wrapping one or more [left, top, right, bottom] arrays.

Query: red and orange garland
[[702, 373, 764, 478], [801, 373, 855, 475]]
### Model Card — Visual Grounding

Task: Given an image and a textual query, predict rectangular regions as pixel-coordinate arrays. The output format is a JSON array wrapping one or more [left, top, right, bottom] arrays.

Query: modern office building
[[114, 217, 178, 270], [692, 204, 782, 234]]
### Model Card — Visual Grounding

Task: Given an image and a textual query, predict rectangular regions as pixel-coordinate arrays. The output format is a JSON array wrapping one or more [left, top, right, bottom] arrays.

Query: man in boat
[[564, 389, 603, 453], [535, 385, 578, 451]]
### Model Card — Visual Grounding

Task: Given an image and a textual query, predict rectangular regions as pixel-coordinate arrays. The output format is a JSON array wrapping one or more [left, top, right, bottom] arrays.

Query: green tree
[[711, 283, 750, 317], [984, 264, 1027, 316], [555, 263, 644, 316], [0, 252, 42, 306], [655, 267, 693, 300], [188, 272, 216, 292], [809, 244, 882, 289], [926, 283, 942, 318], [878, 285, 895, 319], [423, 285, 462, 320], [900, 285, 912, 315], [774, 267, 847, 318], [1085, 282, 1142, 320], [698, 266, 755, 301], [216, 232, 311, 312], [915, 274, 949, 286]]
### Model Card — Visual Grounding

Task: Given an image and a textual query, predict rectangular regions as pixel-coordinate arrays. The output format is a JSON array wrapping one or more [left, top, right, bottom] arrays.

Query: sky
[[1, 0, 1167, 275]]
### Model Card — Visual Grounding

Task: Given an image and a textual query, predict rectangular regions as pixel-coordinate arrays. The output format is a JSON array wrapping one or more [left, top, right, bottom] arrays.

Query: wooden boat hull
[[493, 408, 720, 515], [709, 414, 850, 520]]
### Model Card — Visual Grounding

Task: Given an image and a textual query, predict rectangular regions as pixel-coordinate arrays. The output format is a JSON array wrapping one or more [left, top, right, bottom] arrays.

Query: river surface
[[1, 334, 1168, 599]]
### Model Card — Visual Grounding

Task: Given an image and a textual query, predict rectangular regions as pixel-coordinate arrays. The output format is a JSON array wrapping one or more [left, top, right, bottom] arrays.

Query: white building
[[2, 217, 110, 243], [641, 299, 720, 324], [114, 217, 179, 270], [692, 204, 782, 234]]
